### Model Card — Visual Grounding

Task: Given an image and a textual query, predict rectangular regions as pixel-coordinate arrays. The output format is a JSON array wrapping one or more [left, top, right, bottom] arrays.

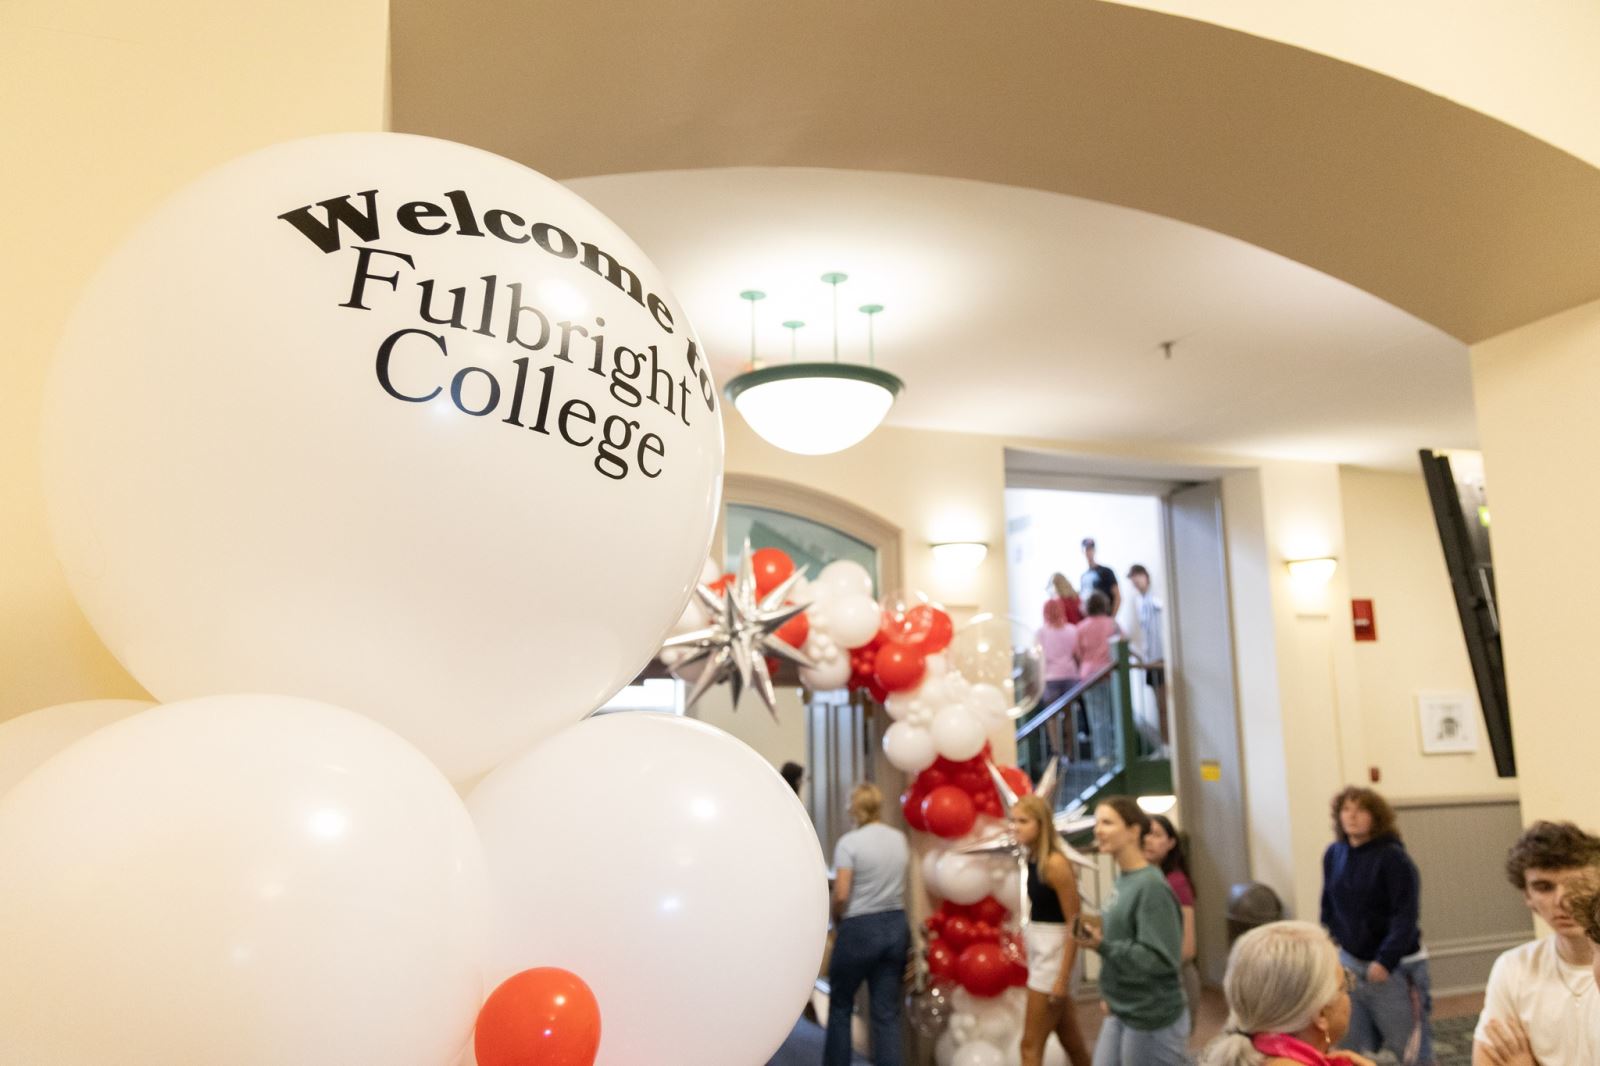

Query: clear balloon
[[42, 133, 723, 783], [907, 978, 957, 1038], [468, 713, 827, 1066], [945, 614, 1045, 719], [0, 698, 152, 800], [0, 694, 490, 1066]]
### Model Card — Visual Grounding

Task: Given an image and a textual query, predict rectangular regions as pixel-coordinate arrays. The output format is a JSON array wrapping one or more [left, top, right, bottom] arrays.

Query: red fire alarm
[[1352, 599, 1377, 642]]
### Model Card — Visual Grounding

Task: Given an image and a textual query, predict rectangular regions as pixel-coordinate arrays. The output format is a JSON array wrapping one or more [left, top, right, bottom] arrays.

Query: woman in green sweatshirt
[[1076, 795, 1191, 1065]]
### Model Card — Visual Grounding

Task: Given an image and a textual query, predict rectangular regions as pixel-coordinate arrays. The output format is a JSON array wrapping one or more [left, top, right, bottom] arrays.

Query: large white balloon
[[0, 694, 489, 1066], [814, 559, 873, 601], [829, 592, 885, 649], [936, 851, 999, 906], [469, 712, 827, 1066], [0, 697, 152, 800], [931, 703, 988, 761], [42, 133, 723, 782], [883, 720, 938, 773], [799, 655, 852, 691]]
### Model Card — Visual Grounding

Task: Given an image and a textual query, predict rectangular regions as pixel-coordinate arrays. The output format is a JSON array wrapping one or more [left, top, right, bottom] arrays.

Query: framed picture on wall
[[1417, 691, 1479, 755]]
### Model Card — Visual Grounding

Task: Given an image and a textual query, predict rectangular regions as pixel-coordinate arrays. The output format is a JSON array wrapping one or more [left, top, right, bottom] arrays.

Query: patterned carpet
[[1359, 1015, 1476, 1066], [1431, 1015, 1478, 1066]]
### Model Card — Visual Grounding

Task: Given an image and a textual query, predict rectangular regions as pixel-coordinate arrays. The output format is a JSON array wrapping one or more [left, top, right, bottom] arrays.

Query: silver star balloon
[[660, 541, 814, 720], [950, 760, 1097, 929]]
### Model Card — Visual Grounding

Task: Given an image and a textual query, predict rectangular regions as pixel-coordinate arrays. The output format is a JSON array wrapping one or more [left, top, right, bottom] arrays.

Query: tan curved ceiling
[[390, 0, 1600, 345]]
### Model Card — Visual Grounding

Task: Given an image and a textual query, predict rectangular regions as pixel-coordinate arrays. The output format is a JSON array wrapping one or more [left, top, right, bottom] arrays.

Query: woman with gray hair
[[1202, 920, 1376, 1066]]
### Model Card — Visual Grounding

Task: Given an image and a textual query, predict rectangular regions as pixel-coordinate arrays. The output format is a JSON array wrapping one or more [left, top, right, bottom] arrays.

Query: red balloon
[[999, 765, 1032, 798], [774, 608, 809, 650], [874, 642, 927, 693], [912, 605, 955, 653], [972, 920, 998, 944], [940, 901, 974, 920], [750, 547, 795, 598], [476, 967, 601, 1066], [942, 915, 976, 952], [956, 770, 987, 795], [972, 896, 1009, 926], [920, 785, 977, 838], [865, 679, 889, 704], [927, 938, 959, 979], [957, 942, 1012, 998], [708, 572, 735, 596], [901, 789, 928, 832], [1009, 959, 1030, 987], [917, 768, 950, 792], [925, 912, 947, 933]]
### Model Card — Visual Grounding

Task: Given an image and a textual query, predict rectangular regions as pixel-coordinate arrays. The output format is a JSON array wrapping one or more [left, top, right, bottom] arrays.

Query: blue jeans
[[825, 910, 908, 1066], [1091, 1012, 1191, 1066], [1338, 950, 1435, 1065]]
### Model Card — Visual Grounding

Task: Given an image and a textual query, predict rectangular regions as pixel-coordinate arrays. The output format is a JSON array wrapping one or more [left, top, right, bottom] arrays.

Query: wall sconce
[[1136, 794, 1178, 816], [1285, 557, 1338, 585], [930, 541, 989, 570]]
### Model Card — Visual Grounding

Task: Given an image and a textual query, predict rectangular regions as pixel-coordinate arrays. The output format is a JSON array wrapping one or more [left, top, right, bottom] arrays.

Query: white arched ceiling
[[391, 0, 1600, 344], [389, 0, 1600, 466], [564, 167, 1472, 469]]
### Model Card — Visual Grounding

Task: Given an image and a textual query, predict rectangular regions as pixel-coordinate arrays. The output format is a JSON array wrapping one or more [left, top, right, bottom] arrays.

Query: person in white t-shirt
[[1473, 821, 1600, 1066]]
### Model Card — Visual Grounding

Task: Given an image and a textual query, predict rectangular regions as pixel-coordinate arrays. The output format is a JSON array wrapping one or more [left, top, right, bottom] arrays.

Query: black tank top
[[1028, 860, 1067, 924]]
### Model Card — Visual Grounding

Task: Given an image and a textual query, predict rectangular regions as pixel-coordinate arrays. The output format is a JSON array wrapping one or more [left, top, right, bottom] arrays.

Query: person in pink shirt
[[1074, 590, 1121, 674], [1037, 597, 1080, 707], [1074, 591, 1122, 767]]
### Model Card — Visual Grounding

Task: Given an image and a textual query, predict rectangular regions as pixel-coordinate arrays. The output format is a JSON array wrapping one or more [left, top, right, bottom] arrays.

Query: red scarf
[[1250, 1032, 1332, 1065]]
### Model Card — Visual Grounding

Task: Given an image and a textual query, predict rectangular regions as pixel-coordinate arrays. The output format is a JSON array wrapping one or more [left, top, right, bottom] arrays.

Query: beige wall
[[1340, 468, 1519, 801], [0, 0, 390, 719], [1109, 0, 1600, 169], [728, 419, 1517, 917], [724, 416, 1012, 613], [1472, 297, 1600, 825], [1222, 463, 1365, 920]]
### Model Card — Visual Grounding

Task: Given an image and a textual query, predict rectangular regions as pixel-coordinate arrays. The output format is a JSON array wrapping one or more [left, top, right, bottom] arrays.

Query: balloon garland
[[661, 548, 1041, 735]]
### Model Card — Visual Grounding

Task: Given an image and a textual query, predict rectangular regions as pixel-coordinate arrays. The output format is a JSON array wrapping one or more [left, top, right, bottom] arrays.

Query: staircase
[[1015, 641, 1172, 838]]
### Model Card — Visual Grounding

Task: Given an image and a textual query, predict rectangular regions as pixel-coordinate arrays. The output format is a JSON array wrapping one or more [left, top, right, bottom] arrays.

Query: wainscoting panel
[[1395, 796, 1531, 995]]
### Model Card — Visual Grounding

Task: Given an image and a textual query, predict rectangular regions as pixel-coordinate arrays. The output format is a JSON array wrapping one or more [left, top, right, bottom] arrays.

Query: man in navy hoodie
[[1321, 786, 1435, 1065]]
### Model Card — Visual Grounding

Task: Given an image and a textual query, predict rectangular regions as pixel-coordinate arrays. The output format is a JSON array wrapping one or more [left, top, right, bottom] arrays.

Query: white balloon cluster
[[882, 668, 1013, 773], [931, 988, 1068, 1066], [663, 557, 884, 693], [6, 133, 827, 1066]]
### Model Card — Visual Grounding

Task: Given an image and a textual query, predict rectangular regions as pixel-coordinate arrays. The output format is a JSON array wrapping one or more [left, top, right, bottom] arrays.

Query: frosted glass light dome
[[725, 363, 904, 456]]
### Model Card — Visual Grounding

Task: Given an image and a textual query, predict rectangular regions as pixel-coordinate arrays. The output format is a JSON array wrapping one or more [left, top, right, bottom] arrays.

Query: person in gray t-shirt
[[826, 783, 910, 1065]]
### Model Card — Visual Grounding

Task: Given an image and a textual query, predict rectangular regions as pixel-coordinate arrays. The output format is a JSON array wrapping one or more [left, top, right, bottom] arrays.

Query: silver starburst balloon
[[951, 760, 1097, 928], [660, 541, 814, 720]]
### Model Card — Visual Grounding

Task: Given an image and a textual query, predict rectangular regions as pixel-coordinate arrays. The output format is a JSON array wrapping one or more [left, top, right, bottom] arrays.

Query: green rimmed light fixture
[[723, 272, 904, 456]]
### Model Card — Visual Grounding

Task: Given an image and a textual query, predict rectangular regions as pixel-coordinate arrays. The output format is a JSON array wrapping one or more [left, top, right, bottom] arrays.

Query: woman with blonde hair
[[1011, 793, 1092, 1066], [826, 782, 910, 1065], [1202, 920, 1375, 1066], [1048, 572, 1085, 625]]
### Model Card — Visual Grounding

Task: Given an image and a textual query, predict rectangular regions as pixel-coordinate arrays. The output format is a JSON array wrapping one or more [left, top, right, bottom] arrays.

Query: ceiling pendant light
[[723, 271, 904, 456]]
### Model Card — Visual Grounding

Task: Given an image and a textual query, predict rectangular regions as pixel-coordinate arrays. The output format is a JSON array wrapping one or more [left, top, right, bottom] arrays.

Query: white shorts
[[1024, 921, 1070, 995]]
